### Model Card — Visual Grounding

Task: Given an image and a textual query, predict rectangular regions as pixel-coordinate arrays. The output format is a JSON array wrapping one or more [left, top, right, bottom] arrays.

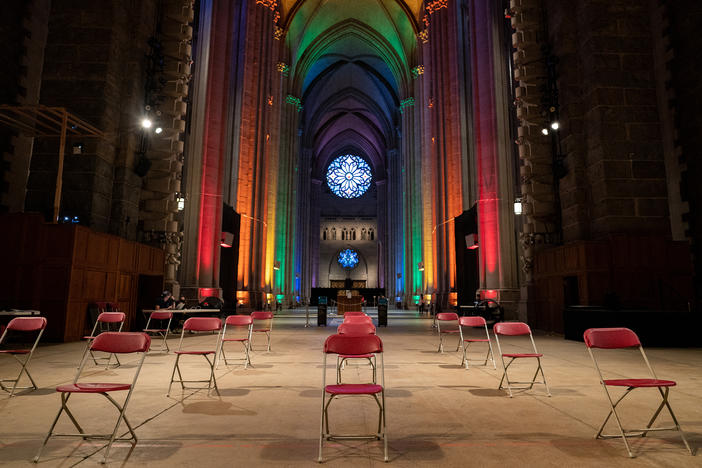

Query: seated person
[[175, 295, 187, 310], [155, 290, 175, 309]]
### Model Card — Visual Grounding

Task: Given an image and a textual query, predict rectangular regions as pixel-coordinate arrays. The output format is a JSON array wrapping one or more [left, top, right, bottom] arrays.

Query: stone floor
[[1, 310, 700, 467]]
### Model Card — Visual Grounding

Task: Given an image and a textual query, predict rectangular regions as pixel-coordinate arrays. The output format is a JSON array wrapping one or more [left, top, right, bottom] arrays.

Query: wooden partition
[[0, 214, 164, 341], [531, 235, 693, 333]]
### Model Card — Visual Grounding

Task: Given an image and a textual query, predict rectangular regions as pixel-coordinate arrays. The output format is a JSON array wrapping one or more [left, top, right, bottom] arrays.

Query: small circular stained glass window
[[338, 249, 359, 269], [326, 155, 372, 199]]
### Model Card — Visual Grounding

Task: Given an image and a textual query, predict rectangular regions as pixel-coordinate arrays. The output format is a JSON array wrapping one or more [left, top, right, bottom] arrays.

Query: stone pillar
[[140, 0, 195, 295], [0, 0, 50, 214], [309, 178, 323, 288], [376, 179, 387, 289]]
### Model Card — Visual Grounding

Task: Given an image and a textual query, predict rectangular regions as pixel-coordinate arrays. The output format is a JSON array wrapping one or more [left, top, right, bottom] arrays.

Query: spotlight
[[514, 197, 523, 215], [141, 118, 152, 129], [551, 121, 560, 130], [155, 127, 163, 134], [177, 196, 185, 211], [541, 128, 549, 136], [71, 142, 83, 155]]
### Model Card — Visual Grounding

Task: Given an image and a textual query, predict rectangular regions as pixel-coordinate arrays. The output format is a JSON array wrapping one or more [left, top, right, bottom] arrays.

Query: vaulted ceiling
[[283, 0, 418, 181]]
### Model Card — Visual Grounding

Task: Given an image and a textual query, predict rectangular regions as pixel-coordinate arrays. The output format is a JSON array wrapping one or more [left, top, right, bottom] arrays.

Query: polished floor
[[1, 310, 700, 467]]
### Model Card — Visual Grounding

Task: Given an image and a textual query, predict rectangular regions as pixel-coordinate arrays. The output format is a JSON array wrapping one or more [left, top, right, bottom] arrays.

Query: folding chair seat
[[493, 322, 550, 397], [167, 317, 222, 396], [336, 322, 377, 383], [82, 312, 125, 368], [250, 311, 273, 352], [143, 311, 173, 352], [458, 316, 496, 369], [583, 327, 693, 458], [217, 315, 253, 369], [319, 334, 387, 462], [436, 312, 460, 353], [0, 317, 47, 397], [34, 332, 150, 464]]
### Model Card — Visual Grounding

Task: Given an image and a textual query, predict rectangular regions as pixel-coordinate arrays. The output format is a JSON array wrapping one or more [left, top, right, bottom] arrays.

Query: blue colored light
[[326, 155, 372, 199], [338, 249, 359, 269]]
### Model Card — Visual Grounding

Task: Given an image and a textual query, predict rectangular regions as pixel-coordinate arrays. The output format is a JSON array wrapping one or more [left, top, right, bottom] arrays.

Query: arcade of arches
[[1, 0, 701, 332]]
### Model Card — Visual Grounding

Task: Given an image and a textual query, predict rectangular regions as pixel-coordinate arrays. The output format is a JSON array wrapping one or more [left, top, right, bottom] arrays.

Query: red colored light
[[468, 244, 479, 250], [483, 289, 498, 300]]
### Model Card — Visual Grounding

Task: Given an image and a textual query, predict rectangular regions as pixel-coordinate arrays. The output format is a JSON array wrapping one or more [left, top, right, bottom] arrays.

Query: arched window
[[342, 228, 347, 241], [361, 228, 367, 240], [331, 228, 337, 240], [369, 228, 374, 240], [351, 228, 356, 240], [322, 228, 328, 240]]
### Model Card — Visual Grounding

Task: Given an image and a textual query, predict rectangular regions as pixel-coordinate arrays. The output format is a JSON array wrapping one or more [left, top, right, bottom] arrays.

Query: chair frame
[[318, 334, 387, 463], [458, 316, 496, 369], [436, 312, 461, 353], [143, 310, 173, 352], [0, 317, 47, 397], [216, 315, 253, 369], [82, 312, 126, 368], [493, 322, 551, 397], [250, 311, 273, 352], [584, 327, 693, 458], [167, 317, 222, 397], [33, 332, 150, 464]]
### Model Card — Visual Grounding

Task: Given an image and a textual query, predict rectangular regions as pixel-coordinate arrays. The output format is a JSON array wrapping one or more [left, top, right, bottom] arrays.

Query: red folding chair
[[319, 334, 387, 462], [143, 310, 173, 352], [167, 317, 222, 397], [493, 322, 550, 397], [217, 315, 253, 369], [584, 327, 693, 457], [344, 311, 366, 318], [458, 316, 496, 369], [436, 312, 460, 353], [33, 332, 151, 464], [250, 311, 273, 351], [344, 315, 373, 324], [82, 312, 126, 368], [337, 322, 377, 383], [0, 317, 47, 397]]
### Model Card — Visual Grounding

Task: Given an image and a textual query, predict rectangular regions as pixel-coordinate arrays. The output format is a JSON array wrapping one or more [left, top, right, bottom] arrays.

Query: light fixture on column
[[417, 261, 424, 271], [550, 121, 560, 130], [141, 118, 153, 129], [514, 197, 523, 215], [541, 127, 549, 136], [465, 233, 479, 250], [220, 232, 233, 248], [273, 260, 281, 270]]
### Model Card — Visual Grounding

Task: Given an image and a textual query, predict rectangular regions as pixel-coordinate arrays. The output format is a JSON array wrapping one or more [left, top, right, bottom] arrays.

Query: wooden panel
[[118, 240, 136, 272], [86, 231, 110, 266], [105, 271, 118, 299], [137, 245, 152, 273], [84, 269, 107, 301]]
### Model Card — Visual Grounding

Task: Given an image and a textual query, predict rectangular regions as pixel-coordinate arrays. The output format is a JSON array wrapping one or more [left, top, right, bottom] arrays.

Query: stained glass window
[[326, 154, 372, 199], [338, 249, 359, 269]]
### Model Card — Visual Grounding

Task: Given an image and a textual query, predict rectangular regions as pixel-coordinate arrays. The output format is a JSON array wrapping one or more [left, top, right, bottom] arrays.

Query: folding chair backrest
[[459, 316, 487, 327], [338, 322, 376, 336], [183, 317, 222, 332], [149, 311, 173, 321], [437, 312, 459, 322], [251, 311, 273, 320], [324, 334, 383, 355], [494, 321, 531, 336], [344, 311, 366, 317], [7, 317, 47, 332], [91, 332, 151, 354], [344, 315, 372, 324], [225, 315, 253, 327], [584, 328, 640, 349], [98, 312, 126, 324]]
